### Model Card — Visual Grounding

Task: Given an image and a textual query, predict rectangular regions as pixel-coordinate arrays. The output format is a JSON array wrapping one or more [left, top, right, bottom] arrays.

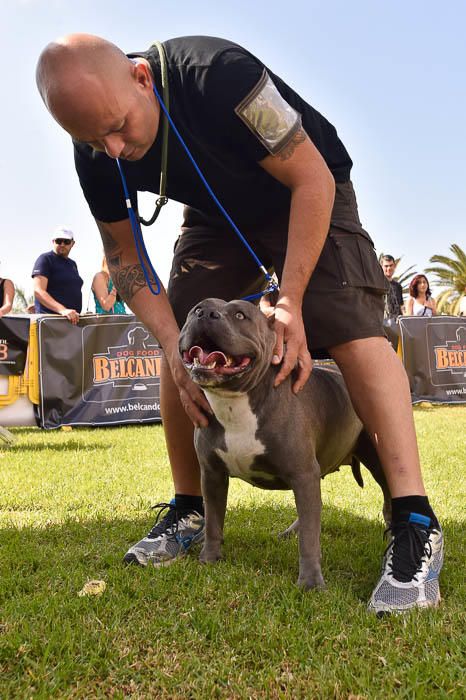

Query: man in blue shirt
[[32, 226, 83, 324]]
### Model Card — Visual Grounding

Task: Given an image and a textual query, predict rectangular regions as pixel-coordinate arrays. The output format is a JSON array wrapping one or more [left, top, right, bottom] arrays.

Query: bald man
[[36, 34, 443, 614]]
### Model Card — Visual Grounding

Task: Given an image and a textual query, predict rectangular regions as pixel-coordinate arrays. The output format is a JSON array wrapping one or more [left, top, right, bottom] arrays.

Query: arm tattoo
[[97, 222, 120, 257], [277, 128, 307, 161], [112, 264, 158, 304], [96, 221, 156, 304]]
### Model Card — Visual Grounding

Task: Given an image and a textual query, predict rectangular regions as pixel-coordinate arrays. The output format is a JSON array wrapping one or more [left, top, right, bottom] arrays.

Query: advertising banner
[[38, 315, 162, 428], [399, 316, 466, 404], [0, 316, 30, 376]]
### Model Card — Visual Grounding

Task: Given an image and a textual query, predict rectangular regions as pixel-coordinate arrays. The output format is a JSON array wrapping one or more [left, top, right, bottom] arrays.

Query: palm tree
[[425, 244, 466, 314], [394, 264, 417, 295], [11, 286, 34, 313]]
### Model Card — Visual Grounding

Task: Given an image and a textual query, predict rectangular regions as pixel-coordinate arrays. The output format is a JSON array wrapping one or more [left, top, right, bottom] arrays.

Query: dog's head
[[179, 298, 276, 392]]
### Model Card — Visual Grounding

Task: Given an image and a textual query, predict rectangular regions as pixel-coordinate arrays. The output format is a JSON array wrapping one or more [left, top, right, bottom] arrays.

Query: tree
[[425, 244, 466, 315], [11, 286, 34, 313]]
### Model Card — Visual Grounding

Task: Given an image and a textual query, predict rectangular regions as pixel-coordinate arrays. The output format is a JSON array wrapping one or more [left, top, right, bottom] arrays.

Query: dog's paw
[[297, 572, 326, 591], [199, 547, 222, 564]]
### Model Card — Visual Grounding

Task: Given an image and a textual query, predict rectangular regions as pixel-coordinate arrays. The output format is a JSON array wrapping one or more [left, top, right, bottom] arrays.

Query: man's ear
[[132, 60, 152, 89]]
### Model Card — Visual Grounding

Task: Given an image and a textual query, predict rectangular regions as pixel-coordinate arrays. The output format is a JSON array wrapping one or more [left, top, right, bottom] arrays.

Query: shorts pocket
[[330, 232, 388, 293]]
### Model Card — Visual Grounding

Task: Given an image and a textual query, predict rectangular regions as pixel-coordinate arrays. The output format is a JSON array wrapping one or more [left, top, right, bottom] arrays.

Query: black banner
[[0, 316, 30, 376], [38, 315, 162, 428], [399, 316, 466, 403]]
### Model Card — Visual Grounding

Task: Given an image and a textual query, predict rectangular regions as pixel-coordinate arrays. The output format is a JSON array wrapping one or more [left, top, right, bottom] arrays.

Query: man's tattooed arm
[[112, 264, 158, 304], [277, 128, 307, 161], [96, 220, 157, 305], [98, 223, 120, 258]]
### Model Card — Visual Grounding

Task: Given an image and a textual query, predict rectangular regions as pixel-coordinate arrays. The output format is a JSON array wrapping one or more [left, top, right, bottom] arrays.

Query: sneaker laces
[[146, 501, 183, 540], [384, 521, 433, 583]]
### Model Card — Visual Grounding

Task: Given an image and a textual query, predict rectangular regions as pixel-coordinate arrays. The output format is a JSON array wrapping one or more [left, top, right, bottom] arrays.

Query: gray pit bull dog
[[179, 298, 390, 590]]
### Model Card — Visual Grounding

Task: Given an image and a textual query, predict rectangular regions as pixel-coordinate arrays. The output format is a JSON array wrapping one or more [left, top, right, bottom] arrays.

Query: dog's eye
[[194, 307, 203, 317], [235, 311, 245, 320]]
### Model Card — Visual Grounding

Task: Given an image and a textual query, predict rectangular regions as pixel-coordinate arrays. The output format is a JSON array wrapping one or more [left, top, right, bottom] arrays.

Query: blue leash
[[116, 158, 161, 295], [116, 81, 278, 301]]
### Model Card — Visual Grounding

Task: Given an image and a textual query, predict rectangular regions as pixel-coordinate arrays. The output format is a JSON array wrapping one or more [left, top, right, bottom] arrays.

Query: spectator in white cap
[[32, 226, 83, 324]]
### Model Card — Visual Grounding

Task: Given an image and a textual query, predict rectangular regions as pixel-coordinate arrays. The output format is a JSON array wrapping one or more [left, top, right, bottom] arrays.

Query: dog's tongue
[[188, 346, 229, 366]]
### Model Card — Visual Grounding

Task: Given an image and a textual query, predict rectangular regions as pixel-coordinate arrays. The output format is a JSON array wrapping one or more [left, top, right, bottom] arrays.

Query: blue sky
[[1, 0, 465, 305]]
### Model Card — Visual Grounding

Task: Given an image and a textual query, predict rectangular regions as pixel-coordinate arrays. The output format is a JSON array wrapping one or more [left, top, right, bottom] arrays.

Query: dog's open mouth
[[182, 346, 253, 376]]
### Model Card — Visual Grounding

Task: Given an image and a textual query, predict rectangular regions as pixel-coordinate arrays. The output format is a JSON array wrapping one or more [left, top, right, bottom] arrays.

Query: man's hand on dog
[[270, 299, 312, 393], [170, 354, 213, 428]]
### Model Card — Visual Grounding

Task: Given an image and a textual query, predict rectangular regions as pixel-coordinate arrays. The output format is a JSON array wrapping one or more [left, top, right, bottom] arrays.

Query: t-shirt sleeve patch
[[234, 70, 302, 156]]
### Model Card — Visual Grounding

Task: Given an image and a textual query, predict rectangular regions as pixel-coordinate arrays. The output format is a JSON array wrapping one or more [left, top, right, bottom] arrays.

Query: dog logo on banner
[[432, 326, 466, 380], [92, 326, 162, 391], [81, 319, 161, 405]]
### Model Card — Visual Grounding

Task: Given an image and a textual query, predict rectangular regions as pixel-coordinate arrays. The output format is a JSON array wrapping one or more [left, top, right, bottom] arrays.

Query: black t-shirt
[[74, 36, 353, 231], [384, 279, 404, 319], [32, 251, 83, 313]]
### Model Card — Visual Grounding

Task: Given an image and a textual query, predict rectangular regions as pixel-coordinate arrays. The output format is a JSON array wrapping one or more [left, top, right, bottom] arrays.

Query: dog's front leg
[[290, 460, 325, 590], [199, 455, 229, 563]]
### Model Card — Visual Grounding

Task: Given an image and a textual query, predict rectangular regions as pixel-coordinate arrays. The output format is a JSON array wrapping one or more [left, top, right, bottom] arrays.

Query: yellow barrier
[[26, 320, 40, 405], [0, 320, 40, 407], [0, 374, 21, 407]]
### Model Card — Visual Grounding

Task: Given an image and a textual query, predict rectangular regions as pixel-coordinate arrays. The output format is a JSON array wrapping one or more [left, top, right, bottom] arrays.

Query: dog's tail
[[351, 456, 364, 488], [352, 429, 392, 525]]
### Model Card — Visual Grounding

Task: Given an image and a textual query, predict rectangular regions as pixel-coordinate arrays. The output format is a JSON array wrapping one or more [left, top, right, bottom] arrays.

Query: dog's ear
[[258, 302, 275, 323]]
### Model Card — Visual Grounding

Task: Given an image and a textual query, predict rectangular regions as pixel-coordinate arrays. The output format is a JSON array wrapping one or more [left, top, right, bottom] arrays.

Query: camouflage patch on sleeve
[[235, 70, 302, 155]]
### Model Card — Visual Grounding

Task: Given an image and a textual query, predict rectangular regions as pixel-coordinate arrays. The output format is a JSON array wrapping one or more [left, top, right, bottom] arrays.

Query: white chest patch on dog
[[204, 391, 270, 483]]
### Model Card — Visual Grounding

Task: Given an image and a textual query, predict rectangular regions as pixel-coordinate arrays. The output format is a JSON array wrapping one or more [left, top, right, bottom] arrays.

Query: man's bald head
[[36, 34, 130, 114], [36, 33, 159, 160]]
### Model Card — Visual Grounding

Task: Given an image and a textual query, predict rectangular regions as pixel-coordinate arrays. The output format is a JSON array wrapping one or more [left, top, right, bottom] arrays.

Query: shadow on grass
[[0, 503, 460, 605], [3, 440, 110, 454], [8, 425, 161, 435]]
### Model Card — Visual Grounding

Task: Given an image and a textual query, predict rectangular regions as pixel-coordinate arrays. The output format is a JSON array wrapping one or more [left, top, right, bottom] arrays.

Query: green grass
[[0, 406, 465, 699]]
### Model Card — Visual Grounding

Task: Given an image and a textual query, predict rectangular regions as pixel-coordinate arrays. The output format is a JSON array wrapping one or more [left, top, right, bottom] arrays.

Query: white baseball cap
[[53, 226, 75, 241]]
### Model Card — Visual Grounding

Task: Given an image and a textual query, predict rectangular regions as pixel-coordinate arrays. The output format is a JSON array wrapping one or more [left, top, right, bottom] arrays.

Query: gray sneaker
[[124, 500, 205, 567], [368, 512, 444, 615]]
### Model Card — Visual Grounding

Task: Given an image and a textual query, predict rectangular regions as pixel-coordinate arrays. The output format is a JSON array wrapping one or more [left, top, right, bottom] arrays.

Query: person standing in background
[[32, 226, 83, 324], [381, 254, 405, 321], [459, 285, 466, 316], [92, 255, 127, 314], [0, 274, 15, 318], [406, 274, 437, 316]]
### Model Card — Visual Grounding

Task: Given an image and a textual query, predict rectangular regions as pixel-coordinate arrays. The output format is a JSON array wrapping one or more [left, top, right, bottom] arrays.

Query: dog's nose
[[194, 306, 221, 320]]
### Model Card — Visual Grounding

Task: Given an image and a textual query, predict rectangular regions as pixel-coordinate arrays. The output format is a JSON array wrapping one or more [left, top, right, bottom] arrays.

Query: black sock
[[391, 495, 439, 528], [175, 493, 204, 516]]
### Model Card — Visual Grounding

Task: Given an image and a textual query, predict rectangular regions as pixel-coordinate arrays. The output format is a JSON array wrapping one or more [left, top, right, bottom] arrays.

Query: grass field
[[0, 405, 465, 699]]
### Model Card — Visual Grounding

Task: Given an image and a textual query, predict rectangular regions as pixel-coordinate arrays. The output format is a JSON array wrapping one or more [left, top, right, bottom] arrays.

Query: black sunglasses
[[54, 238, 72, 245]]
